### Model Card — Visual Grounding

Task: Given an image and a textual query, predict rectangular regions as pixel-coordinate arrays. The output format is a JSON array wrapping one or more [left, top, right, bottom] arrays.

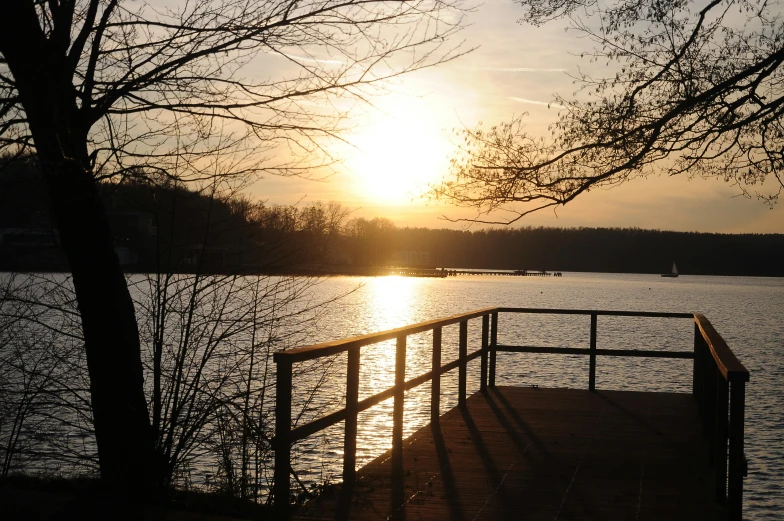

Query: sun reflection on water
[[365, 276, 418, 331], [352, 276, 441, 467], [358, 276, 418, 406]]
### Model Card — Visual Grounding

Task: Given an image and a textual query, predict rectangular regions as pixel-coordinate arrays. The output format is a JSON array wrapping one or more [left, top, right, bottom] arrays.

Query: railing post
[[392, 335, 406, 480], [459, 320, 468, 407], [706, 362, 718, 453], [699, 333, 710, 430], [274, 357, 292, 518], [589, 313, 597, 391], [715, 372, 729, 503], [343, 347, 360, 489], [490, 312, 498, 387], [480, 314, 489, 391], [431, 327, 442, 425], [728, 379, 746, 521], [693, 320, 700, 396]]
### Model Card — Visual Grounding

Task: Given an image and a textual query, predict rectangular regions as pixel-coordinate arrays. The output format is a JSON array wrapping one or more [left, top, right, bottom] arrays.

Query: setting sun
[[346, 99, 451, 205]]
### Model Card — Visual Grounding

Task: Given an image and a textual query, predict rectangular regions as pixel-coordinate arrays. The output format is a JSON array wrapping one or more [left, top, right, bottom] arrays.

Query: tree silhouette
[[432, 0, 784, 223], [0, 0, 465, 495]]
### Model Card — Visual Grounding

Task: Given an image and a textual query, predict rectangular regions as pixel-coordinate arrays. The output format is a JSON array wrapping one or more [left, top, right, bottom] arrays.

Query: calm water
[[290, 273, 784, 518], [3, 271, 781, 517]]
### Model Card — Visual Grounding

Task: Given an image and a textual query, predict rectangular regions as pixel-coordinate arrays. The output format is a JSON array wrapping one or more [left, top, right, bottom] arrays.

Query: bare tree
[[0, 269, 348, 501], [0, 274, 94, 477], [0, 0, 466, 493], [134, 271, 342, 496], [432, 0, 784, 223]]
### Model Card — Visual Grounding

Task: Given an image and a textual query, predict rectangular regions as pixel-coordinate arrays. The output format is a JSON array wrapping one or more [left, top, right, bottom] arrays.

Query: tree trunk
[[48, 154, 159, 496], [0, 4, 158, 497]]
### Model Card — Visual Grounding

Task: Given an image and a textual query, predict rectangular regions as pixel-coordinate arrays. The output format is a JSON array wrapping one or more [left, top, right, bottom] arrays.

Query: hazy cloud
[[509, 97, 565, 109], [478, 67, 567, 72], [278, 53, 345, 65]]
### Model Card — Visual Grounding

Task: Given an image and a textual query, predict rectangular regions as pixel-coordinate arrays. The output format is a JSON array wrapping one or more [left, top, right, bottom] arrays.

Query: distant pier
[[384, 268, 564, 278], [276, 266, 564, 278]]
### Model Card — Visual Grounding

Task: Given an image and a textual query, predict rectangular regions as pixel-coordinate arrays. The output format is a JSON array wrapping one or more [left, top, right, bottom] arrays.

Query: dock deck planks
[[295, 387, 726, 520]]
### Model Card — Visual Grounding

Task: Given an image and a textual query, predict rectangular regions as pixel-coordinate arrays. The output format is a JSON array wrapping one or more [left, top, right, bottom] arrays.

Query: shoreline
[[3, 267, 784, 278]]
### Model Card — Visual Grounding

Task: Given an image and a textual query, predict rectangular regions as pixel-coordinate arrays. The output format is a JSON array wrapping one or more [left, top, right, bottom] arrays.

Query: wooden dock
[[381, 268, 562, 278], [446, 269, 561, 277], [296, 387, 724, 520], [279, 267, 563, 278], [273, 308, 749, 520], [375, 267, 563, 278]]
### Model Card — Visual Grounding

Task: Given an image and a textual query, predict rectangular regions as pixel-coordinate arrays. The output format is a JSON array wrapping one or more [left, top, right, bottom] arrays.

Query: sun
[[347, 99, 450, 205]]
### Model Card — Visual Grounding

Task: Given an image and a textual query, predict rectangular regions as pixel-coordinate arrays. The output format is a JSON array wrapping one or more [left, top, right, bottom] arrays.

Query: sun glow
[[347, 99, 451, 205]]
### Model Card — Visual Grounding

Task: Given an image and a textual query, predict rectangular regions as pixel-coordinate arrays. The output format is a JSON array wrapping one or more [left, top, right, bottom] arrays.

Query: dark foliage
[[395, 226, 784, 276]]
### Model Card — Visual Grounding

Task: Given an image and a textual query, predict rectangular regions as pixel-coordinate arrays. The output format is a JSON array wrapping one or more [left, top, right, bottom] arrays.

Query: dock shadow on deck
[[296, 387, 725, 521]]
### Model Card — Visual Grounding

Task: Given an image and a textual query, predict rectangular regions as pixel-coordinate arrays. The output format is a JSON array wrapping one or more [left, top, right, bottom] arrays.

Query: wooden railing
[[273, 308, 749, 519], [693, 313, 750, 519]]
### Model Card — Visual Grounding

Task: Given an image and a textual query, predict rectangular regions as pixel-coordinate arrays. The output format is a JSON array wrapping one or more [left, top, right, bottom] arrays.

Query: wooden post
[[392, 335, 406, 481], [343, 347, 360, 489], [715, 373, 729, 503], [459, 320, 467, 407], [728, 380, 746, 520], [431, 327, 442, 425], [693, 321, 700, 397], [490, 312, 498, 387], [480, 314, 489, 391], [707, 364, 718, 462], [274, 357, 292, 518], [589, 313, 597, 391], [700, 338, 712, 424]]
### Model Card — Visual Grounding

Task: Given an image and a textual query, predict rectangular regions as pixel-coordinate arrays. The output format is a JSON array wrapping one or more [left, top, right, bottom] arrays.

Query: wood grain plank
[[296, 387, 727, 521]]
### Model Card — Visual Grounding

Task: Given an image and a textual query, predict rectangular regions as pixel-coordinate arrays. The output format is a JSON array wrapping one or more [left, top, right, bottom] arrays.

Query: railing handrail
[[498, 307, 693, 318], [274, 307, 694, 363], [273, 306, 497, 363], [694, 313, 749, 382]]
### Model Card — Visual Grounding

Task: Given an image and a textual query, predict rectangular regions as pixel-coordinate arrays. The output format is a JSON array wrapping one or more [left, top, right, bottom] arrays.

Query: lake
[[1, 271, 781, 518], [289, 272, 783, 519]]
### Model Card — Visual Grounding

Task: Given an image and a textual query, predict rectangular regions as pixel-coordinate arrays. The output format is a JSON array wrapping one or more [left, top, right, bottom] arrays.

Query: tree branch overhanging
[[431, 0, 784, 224]]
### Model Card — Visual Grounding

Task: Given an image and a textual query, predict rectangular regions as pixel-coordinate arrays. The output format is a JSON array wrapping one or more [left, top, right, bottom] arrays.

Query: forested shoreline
[[2, 156, 783, 277], [422, 227, 784, 276]]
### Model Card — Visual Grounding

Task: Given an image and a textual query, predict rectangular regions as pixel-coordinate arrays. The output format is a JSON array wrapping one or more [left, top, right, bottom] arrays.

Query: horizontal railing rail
[[273, 307, 749, 520], [496, 307, 693, 318], [496, 345, 694, 358], [275, 307, 497, 363]]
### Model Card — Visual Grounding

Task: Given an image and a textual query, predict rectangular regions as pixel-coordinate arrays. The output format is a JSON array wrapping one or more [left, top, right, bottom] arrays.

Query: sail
[[672, 262, 678, 275]]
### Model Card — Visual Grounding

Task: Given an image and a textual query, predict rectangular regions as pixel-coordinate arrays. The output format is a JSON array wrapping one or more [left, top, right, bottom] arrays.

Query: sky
[[248, 0, 784, 234]]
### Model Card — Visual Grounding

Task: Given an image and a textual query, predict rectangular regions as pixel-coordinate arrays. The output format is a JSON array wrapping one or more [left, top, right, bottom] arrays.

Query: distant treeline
[[1, 154, 782, 276], [404, 227, 784, 276], [0, 154, 393, 272]]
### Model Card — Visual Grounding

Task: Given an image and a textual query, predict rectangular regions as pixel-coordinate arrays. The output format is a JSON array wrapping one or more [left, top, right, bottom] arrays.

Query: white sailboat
[[661, 262, 679, 278]]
